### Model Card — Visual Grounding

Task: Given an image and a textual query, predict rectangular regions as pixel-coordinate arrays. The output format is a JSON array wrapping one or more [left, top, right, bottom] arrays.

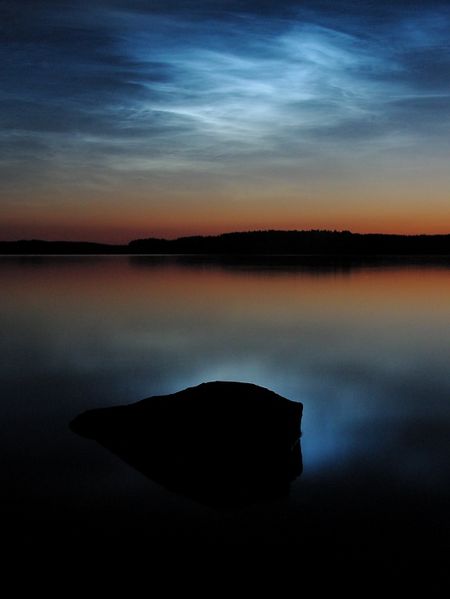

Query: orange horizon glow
[[3, 177, 450, 243], [2, 213, 450, 244]]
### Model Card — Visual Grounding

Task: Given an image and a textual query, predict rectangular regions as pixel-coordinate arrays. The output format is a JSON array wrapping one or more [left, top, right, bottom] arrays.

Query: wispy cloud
[[114, 8, 450, 169], [2, 1, 450, 220]]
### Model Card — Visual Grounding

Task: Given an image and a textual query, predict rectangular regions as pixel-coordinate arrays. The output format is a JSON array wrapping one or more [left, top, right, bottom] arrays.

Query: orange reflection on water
[[1, 257, 450, 323]]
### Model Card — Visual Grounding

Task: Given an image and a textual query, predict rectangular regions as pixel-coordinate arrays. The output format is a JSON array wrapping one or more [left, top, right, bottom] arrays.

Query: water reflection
[[129, 253, 450, 274]]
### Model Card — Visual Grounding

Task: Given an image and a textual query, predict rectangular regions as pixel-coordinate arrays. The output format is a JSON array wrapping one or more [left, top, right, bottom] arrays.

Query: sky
[[1, 0, 450, 242]]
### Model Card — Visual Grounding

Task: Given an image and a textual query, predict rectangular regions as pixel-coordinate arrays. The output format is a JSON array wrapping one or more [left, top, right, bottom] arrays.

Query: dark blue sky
[[2, 1, 450, 240]]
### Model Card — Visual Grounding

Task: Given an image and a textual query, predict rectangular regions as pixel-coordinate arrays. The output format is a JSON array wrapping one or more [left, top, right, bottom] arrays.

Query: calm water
[[1, 256, 449, 559]]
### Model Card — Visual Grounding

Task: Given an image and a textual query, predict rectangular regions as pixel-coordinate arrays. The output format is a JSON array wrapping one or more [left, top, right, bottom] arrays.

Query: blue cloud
[[1, 1, 450, 201]]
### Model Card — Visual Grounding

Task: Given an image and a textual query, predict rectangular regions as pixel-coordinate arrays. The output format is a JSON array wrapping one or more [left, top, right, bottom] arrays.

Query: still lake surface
[[1, 255, 449, 559]]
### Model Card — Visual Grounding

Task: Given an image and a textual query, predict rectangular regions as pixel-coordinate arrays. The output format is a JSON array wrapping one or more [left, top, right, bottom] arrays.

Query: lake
[[1, 255, 449, 560]]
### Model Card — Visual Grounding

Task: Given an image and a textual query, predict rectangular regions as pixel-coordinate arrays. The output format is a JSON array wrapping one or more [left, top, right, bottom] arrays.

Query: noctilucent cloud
[[2, 1, 450, 241]]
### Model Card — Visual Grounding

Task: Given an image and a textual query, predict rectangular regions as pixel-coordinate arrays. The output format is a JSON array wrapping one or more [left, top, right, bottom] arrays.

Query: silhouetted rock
[[70, 381, 303, 508]]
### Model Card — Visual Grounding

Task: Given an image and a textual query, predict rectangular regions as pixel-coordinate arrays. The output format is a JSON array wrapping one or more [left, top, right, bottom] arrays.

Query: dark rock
[[70, 381, 303, 508]]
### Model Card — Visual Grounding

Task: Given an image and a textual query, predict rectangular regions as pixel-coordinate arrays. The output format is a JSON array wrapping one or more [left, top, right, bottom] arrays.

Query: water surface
[[1, 256, 449, 559]]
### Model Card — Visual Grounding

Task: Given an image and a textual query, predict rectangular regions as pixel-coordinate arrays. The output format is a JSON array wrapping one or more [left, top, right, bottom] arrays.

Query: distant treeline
[[0, 240, 124, 254], [128, 230, 450, 255], [2, 230, 450, 255]]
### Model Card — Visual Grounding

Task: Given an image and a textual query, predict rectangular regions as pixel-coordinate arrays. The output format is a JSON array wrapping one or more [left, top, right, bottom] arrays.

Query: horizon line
[[2, 228, 450, 246]]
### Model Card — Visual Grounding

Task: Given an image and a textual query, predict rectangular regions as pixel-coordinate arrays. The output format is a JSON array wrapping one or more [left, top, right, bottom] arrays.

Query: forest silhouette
[[2, 229, 450, 255]]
